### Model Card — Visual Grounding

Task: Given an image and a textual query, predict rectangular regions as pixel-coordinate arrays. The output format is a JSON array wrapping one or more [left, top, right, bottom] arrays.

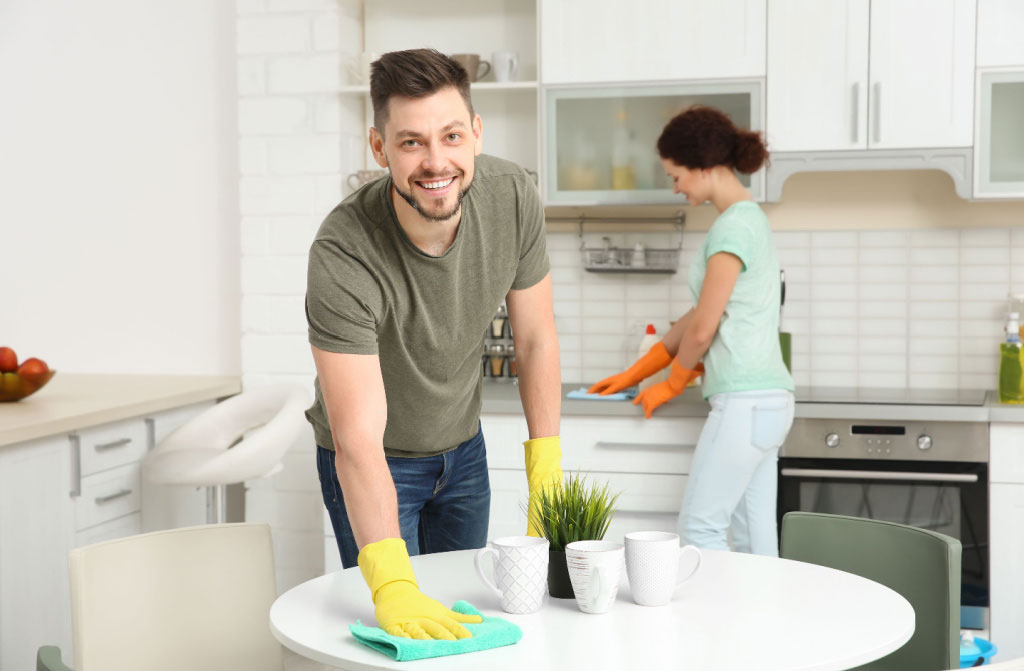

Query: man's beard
[[393, 176, 472, 222]]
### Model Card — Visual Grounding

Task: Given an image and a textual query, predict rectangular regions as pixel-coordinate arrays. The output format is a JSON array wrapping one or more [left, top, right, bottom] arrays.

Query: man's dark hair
[[369, 49, 474, 135]]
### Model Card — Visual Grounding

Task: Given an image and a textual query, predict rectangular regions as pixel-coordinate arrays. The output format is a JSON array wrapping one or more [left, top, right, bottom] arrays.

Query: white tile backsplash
[[548, 226, 1016, 395]]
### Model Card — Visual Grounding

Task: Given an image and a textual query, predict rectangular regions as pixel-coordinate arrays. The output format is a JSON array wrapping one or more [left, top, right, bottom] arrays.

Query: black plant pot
[[547, 549, 575, 599]]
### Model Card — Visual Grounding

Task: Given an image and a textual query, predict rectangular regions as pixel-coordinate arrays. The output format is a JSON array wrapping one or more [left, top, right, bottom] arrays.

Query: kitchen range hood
[[765, 147, 972, 201]]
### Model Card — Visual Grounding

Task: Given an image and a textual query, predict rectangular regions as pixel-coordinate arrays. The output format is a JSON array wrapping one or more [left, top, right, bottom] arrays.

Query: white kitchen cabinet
[[482, 413, 702, 543], [540, 0, 766, 85], [767, 0, 869, 151], [974, 70, 1024, 198], [988, 422, 1024, 659], [0, 400, 217, 670], [0, 435, 75, 671], [543, 81, 765, 205], [767, 0, 976, 151], [977, 0, 1024, 67]]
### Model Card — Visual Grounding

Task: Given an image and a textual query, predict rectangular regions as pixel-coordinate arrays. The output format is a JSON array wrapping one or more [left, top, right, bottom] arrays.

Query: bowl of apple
[[0, 347, 56, 402]]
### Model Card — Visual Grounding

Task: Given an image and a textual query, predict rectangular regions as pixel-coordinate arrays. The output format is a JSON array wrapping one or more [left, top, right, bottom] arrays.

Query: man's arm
[[505, 272, 560, 438], [310, 346, 399, 547]]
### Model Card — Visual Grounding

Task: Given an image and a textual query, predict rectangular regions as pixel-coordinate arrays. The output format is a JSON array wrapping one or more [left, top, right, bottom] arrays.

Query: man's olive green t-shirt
[[305, 154, 549, 457]]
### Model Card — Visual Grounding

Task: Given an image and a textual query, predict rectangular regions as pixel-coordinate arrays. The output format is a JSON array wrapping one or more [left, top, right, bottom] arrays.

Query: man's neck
[[392, 187, 461, 256]]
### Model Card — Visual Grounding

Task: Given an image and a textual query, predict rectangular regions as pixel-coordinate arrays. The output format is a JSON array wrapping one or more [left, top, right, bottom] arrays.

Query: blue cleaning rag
[[349, 601, 522, 661], [566, 386, 638, 401]]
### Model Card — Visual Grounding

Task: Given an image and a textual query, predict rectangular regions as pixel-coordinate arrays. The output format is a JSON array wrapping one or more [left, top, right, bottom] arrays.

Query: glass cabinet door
[[543, 81, 764, 205], [976, 70, 1024, 198]]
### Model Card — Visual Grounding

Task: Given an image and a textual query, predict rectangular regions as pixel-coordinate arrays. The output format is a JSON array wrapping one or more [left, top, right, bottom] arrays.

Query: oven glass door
[[777, 458, 989, 625]]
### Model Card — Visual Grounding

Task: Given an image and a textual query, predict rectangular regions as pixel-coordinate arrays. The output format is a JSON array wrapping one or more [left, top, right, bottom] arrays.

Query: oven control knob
[[917, 435, 933, 451], [825, 433, 840, 448]]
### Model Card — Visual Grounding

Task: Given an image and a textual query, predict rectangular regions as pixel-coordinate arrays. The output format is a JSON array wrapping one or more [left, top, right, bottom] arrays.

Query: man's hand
[[358, 538, 481, 639], [633, 360, 704, 419], [523, 436, 562, 537], [588, 342, 673, 395]]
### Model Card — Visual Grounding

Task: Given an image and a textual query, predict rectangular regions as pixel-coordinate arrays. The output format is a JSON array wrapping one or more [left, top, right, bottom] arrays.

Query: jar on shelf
[[488, 343, 506, 379], [507, 344, 518, 378]]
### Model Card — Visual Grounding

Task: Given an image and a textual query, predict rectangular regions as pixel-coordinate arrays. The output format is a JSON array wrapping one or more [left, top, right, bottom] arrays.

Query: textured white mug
[[565, 540, 625, 614], [624, 531, 702, 606], [475, 536, 549, 614]]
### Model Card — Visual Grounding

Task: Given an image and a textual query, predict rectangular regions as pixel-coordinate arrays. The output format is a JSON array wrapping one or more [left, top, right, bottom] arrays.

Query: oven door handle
[[780, 468, 978, 483]]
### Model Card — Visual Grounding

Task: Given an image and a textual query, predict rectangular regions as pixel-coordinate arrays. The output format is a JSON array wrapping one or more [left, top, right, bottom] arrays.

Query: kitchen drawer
[[74, 512, 141, 548], [74, 418, 147, 477], [561, 416, 701, 475], [487, 467, 688, 536], [74, 463, 141, 531], [481, 414, 703, 474]]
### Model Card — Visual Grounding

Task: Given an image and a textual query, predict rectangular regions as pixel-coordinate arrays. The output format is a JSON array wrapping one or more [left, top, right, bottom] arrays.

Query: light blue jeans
[[678, 389, 795, 556]]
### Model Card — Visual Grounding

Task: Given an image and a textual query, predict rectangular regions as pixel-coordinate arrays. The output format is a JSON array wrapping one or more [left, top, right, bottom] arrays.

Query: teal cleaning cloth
[[566, 386, 638, 401], [349, 601, 522, 661]]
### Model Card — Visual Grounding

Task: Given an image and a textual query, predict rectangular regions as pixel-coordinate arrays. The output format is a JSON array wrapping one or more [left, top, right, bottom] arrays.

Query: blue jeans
[[317, 425, 491, 569], [678, 389, 795, 556]]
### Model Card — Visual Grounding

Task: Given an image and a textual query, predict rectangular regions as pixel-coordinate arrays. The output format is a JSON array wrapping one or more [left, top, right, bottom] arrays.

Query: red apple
[[0, 347, 17, 373], [17, 357, 49, 377]]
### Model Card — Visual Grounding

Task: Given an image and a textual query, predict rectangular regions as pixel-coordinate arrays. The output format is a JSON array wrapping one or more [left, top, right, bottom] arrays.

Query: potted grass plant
[[528, 472, 621, 598]]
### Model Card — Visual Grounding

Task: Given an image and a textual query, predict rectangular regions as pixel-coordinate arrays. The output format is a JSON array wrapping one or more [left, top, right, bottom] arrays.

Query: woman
[[589, 105, 795, 556]]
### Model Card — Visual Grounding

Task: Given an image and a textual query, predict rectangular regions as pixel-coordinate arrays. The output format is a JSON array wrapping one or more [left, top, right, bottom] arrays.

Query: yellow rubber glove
[[587, 342, 673, 395], [357, 538, 481, 640], [524, 436, 563, 537], [633, 360, 705, 419]]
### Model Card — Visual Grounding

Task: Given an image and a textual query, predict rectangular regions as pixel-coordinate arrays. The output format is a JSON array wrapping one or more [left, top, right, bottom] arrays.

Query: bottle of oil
[[999, 312, 1024, 404]]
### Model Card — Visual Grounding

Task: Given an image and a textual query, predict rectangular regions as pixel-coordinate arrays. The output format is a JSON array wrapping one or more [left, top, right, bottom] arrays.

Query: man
[[305, 49, 562, 641]]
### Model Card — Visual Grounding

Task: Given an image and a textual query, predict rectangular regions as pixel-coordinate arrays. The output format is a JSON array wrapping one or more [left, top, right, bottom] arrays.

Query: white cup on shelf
[[492, 51, 519, 82]]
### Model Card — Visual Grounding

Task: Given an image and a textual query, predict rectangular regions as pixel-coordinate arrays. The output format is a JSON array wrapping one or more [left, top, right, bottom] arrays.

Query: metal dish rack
[[567, 213, 685, 274]]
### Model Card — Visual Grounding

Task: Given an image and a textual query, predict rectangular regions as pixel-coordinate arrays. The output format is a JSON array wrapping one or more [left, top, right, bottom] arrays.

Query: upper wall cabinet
[[540, 0, 766, 85], [977, 0, 1024, 67], [767, 0, 976, 151]]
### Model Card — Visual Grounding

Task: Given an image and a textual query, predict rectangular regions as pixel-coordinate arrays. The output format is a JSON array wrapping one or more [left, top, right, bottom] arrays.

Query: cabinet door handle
[[95, 437, 132, 452], [70, 434, 82, 498], [94, 489, 133, 505], [594, 441, 689, 451], [873, 82, 881, 144], [851, 82, 860, 144]]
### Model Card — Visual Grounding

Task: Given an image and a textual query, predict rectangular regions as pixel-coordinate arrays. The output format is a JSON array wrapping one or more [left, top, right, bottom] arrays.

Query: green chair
[[781, 512, 961, 671], [36, 523, 282, 671]]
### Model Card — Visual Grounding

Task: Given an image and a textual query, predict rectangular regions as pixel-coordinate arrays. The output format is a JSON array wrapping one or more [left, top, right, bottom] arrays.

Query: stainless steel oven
[[777, 391, 990, 629]]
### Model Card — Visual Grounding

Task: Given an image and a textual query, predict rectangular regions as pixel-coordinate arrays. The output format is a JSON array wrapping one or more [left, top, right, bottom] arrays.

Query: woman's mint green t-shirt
[[688, 201, 794, 399]]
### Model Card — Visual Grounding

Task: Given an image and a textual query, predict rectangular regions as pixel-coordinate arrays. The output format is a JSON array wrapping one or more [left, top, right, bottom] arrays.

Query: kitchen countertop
[[0, 373, 242, 447], [482, 383, 1024, 423]]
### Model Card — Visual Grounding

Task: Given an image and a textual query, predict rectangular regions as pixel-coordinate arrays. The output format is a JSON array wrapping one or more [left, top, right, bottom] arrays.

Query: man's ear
[[369, 127, 387, 167], [472, 114, 483, 156]]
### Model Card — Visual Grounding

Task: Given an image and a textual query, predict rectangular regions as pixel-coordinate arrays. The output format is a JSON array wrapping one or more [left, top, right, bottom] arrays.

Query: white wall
[[0, 0, 240, 374]]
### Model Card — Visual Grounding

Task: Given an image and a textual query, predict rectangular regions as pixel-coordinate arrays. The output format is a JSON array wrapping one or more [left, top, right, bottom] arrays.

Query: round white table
[[270, 548, 914, 671]]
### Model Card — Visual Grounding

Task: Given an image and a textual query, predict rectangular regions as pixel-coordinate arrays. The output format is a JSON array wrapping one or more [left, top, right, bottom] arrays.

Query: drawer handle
[[95, 438, 132, 452], [94, 489, 133, 505], [594, 442, 689, 451]]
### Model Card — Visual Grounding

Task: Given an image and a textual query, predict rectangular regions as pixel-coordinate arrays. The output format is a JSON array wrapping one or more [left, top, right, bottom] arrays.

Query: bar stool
[[142, 383, 312, 523]]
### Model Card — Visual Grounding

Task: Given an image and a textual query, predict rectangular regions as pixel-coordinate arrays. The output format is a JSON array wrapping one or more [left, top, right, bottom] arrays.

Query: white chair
[[36, 523, 282, 671], [142, 383, 311, 523]]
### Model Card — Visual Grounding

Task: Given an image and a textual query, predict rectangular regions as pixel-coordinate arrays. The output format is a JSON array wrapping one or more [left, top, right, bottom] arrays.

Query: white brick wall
[[235, 0, 363, 592]]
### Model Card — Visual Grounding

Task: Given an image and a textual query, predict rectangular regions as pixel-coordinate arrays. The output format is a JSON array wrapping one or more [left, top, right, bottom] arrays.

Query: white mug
[[624, 531, 702, 606], [492, 51, 518, 83], [475, 536, 549, 614], [565, 540, 624, 614]]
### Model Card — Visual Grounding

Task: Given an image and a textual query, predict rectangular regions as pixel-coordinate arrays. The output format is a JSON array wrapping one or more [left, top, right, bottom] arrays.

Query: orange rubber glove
[[358, 538, 482, 639], [588, 341, 673, 395], [633, 360, 705, 419]]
